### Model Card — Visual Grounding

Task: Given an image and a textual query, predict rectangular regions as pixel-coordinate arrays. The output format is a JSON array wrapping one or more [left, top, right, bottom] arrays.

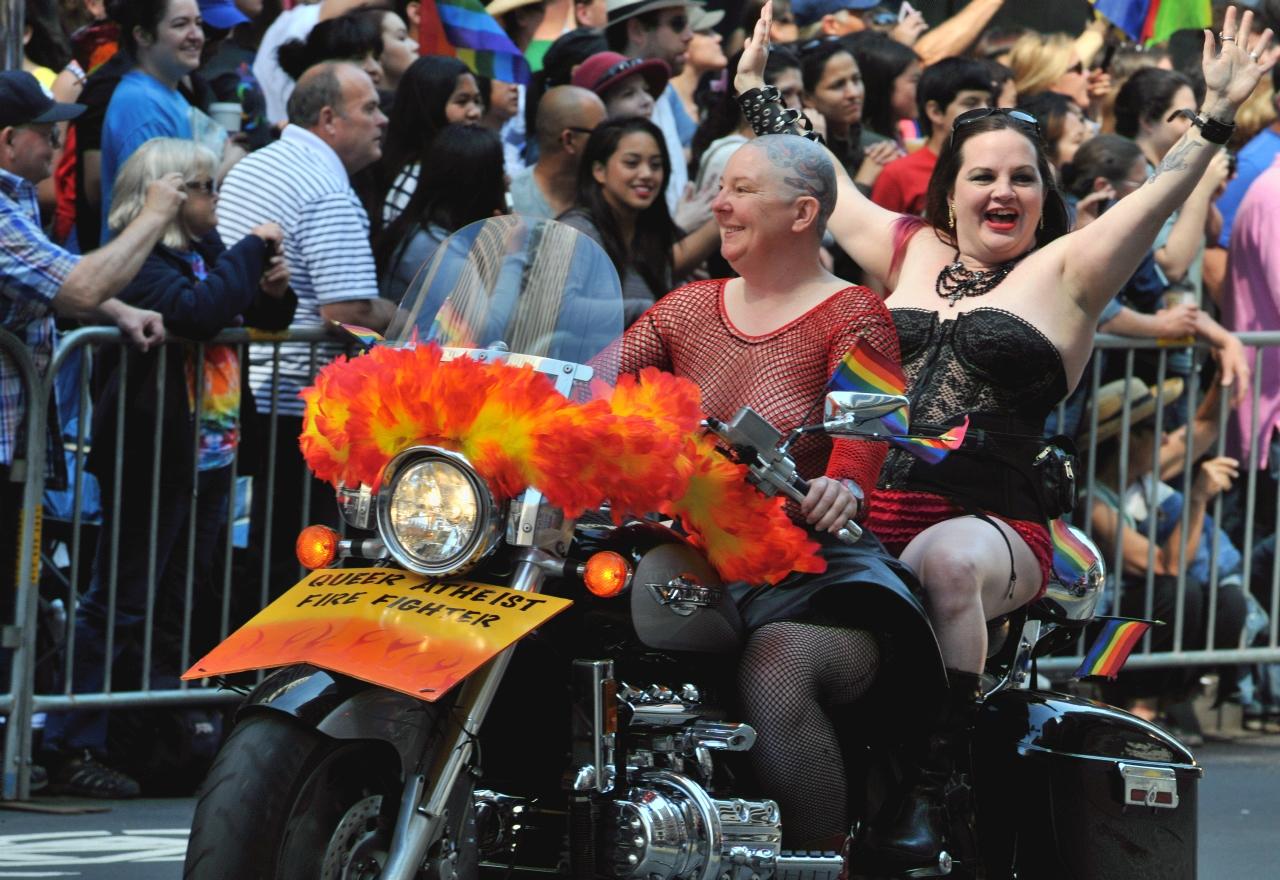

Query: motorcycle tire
[[183, 712, 401, 880]]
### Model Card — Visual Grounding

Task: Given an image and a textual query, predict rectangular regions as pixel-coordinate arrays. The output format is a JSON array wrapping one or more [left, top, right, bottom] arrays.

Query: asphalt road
[[0, 739, 1275, 878]]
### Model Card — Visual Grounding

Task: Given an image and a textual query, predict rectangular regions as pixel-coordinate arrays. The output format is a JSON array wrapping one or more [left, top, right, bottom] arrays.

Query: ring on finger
[[1251, 51, 1260, 59]]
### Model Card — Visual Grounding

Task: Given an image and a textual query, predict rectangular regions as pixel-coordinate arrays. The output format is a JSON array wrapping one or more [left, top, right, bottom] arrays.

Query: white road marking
[[0, 830, 187, 867]]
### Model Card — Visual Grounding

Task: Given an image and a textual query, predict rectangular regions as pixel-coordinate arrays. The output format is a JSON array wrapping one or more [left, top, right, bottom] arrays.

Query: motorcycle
[[182, 217, 1201, 880]]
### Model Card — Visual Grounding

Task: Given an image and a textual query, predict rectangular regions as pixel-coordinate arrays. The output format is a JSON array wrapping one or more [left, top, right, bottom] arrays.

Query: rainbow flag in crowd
[[1075, 619, 1153, 679], [419, 0, 532, 85], [1093, 0, 1212, 46], [827, 340, 968, 465]]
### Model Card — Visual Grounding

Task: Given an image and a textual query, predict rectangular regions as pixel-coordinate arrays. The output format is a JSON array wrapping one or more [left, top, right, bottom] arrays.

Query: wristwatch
[[1166, 108, 1235, 145]]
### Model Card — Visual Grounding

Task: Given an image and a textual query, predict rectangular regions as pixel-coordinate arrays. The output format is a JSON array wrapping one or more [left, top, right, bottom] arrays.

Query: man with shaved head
[[599, 130, 911, 854], [510, 86, 607, 218]]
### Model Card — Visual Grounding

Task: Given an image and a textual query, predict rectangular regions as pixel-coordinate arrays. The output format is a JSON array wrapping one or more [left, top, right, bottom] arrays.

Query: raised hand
[[1202, 6, 1275, 115], [735, 0, 771, 95]]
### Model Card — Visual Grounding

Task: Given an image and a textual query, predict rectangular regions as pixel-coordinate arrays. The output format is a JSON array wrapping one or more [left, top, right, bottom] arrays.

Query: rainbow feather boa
[[298, 343, 824, 584]]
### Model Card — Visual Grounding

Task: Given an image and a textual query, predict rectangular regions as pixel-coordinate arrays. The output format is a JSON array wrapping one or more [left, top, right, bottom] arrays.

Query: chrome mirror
[[823, 392, 911, 438]]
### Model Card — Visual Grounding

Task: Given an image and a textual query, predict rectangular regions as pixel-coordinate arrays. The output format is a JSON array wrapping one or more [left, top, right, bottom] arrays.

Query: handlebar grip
[[791, 478, 863, 546]]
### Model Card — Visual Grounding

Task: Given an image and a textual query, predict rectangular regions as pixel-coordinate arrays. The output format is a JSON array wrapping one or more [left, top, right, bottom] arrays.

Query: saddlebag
[[973, 688, 1200, 880]]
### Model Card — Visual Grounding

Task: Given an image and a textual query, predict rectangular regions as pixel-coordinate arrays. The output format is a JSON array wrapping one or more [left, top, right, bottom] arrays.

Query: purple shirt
[[1225, 155, 1280, 467]]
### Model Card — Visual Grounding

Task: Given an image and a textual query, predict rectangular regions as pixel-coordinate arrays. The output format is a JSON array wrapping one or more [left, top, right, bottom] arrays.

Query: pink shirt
[[1225, 155, 1280, 468]]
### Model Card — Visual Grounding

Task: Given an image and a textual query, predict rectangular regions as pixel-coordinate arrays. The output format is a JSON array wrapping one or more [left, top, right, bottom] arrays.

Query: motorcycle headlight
[[376, 448, 500, 576]]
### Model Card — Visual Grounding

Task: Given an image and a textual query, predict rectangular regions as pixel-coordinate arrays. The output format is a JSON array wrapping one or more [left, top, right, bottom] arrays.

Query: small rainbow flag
[[827, 339, 967, 464], [333, 323, 384, 351], [1074, 619, 1153, 680], [1050, 518, 1095, 587]]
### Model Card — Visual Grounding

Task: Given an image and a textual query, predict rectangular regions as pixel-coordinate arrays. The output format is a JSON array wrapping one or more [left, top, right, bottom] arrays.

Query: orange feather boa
[[299, 344, 824, 584]]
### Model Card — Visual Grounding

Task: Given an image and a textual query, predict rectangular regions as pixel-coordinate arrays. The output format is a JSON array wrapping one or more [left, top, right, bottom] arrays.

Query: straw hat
[[486, 0, 545, 21], [689, 6, 725, 31], [1080, 377, 1185, 448], [607, 0, 704, 28]]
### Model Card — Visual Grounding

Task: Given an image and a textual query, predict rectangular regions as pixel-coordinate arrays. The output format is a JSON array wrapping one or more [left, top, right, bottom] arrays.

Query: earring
[[1039, 212, 1045, 230], [948, 203, 955, 228]]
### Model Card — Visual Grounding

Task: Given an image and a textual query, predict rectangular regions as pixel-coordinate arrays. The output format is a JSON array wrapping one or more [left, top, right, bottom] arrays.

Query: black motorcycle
[[182, 217, 1201, 880]]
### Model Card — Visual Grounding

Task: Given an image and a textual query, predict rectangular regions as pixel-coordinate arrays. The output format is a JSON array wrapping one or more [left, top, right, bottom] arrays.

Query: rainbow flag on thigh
[[418, 0, 532, 85], [1074, 619, 1154, 680], [827, 339, 968, 464]]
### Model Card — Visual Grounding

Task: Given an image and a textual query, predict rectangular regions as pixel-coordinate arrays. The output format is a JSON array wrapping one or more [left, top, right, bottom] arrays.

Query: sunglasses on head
[[952, 107, 1042, 138], [799, 35, 841, 53]]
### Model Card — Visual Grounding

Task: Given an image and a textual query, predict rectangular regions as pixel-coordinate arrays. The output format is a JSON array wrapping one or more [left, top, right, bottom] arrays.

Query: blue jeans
[[42, 466, 232, 756]]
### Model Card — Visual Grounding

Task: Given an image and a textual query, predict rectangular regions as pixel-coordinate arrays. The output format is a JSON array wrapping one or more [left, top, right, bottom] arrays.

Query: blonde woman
[[41, 138, 295, 798], [1007, 31, 1109, 117]]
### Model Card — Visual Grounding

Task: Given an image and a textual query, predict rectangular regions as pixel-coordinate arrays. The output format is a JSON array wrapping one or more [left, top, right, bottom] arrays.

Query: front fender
[[238, 665, 444, 779]]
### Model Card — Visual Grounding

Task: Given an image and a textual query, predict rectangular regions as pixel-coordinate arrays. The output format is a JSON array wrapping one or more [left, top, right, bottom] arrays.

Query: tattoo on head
[[749, 134, 837, 233], [1149, 137, 1201, 182]]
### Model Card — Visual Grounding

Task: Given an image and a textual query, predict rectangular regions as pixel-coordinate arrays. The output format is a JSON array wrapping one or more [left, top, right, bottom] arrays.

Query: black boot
[[872, 669, 983, 877]]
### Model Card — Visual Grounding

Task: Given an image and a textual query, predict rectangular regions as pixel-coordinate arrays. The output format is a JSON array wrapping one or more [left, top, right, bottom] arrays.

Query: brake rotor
[[321, 794, 390, 880]]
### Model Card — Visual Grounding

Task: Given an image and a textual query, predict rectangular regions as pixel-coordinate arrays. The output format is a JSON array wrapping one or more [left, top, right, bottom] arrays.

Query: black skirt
[[728, 528, 948, 697]]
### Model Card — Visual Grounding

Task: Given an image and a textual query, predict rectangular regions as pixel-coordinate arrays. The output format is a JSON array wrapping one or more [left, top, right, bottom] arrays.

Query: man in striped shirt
[[216, 60, 392, 589]]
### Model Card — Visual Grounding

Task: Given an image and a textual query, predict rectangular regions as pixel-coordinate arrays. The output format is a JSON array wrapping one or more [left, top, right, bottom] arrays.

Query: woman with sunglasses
[[736, 3, 1269, 872]]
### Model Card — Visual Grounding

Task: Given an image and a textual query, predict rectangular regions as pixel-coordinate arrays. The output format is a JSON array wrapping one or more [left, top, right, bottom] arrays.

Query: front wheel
[[183, 712, 402, 880]]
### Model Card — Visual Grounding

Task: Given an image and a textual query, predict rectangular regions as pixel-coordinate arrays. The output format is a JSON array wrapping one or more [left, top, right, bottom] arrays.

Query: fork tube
[[380, 554, 546, 880]]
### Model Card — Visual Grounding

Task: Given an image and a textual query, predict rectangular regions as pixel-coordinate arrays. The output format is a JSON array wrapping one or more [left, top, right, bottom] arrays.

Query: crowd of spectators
[[4, 0, 1280, 794]]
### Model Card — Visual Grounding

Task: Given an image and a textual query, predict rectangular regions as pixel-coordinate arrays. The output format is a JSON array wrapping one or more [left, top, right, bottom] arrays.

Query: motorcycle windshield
[[386, 216, 625, 379]]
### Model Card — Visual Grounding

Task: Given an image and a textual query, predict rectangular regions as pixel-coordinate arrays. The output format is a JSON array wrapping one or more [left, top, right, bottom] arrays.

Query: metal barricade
[[0, 324, 339, 800], [0, 330, 49, 799], [1041, 331, 1280, 673], [6, 322, 1280, 796]]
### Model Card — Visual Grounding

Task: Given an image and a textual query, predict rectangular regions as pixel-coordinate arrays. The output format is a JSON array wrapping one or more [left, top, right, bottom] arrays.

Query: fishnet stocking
[[737, 622, 880, 844], [593, 280, 899, 524]]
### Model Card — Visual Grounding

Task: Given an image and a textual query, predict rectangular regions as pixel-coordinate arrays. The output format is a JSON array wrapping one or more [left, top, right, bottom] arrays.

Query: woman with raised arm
[[736, 3, 1269, 873]]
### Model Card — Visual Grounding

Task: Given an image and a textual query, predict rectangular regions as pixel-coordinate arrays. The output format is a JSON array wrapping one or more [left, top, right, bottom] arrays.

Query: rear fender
[[237, 665, 443, 780]]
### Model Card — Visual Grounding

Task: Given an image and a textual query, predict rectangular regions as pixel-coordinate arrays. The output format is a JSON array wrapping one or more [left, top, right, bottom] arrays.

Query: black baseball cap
[[0, 71, 86, 129]]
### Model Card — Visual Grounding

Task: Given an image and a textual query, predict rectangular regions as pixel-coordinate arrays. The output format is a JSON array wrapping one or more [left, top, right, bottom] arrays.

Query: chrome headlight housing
[[375, 447, 501, 576]]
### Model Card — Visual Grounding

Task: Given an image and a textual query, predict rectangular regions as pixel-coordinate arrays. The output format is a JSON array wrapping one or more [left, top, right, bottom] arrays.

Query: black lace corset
[[878, 307, 1069, 490]]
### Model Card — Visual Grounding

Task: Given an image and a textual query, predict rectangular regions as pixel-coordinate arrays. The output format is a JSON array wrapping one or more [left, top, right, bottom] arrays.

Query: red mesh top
[[599, 279, 900, 524]]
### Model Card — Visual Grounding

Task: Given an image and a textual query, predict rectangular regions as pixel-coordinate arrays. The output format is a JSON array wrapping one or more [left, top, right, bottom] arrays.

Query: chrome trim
[[375, 446, 502, 577], [644, 575, 723, 616], [1016, 743, 1202, 776]]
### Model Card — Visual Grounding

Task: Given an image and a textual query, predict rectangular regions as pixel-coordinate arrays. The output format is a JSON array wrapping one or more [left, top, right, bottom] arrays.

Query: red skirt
[[866, 489, 1052, 600]]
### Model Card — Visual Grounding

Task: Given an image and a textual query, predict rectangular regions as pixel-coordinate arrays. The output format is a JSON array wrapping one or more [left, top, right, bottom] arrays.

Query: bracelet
[[737, 85, 823, 143], [839, 478, 865, 519], [1166, 108, 1235, 146]]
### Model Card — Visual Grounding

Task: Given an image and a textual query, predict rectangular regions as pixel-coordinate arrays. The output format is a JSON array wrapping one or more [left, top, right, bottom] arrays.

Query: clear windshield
[[387, 216, 625, 380]]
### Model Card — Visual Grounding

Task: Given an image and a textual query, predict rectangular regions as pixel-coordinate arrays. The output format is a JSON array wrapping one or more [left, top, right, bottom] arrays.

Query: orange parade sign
[[183, 568, 573, 701]]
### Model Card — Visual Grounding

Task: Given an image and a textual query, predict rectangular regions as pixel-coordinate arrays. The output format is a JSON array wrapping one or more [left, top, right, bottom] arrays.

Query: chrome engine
[[600, 772, 842, 880], [555, 661, 844, 880]]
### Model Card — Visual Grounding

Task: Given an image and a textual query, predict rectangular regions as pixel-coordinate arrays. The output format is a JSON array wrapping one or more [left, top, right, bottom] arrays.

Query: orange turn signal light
[[297, 524, 340, 570], [583, 551, 632, 598]]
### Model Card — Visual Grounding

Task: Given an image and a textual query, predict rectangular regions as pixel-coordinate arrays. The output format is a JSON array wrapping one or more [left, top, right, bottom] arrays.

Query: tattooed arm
[[1061, 7, 1274, 319]]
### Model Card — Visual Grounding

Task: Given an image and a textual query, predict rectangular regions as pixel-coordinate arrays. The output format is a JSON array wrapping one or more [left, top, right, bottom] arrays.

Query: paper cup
[[209, 102, 242, 133]]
